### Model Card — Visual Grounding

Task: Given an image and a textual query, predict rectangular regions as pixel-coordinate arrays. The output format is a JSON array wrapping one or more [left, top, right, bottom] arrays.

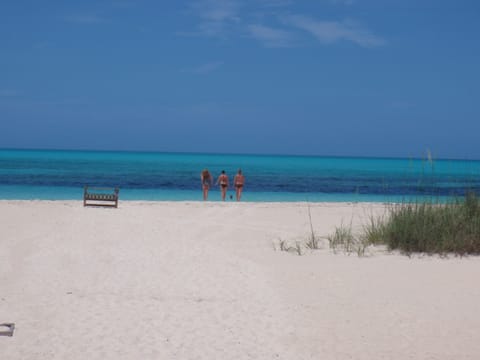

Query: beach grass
[[327, 222, 370, 256], [327, 223, 355, 253], [363, 192, 480, 255], [276, 238, 304, 255], [306, 203, 321, 249]]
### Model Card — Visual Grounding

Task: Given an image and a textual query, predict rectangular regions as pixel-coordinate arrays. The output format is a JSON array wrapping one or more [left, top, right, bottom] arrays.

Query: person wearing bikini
[[215, 170, 229, 201], [200, 168, 213, 201], [234, 169, 245, 201]]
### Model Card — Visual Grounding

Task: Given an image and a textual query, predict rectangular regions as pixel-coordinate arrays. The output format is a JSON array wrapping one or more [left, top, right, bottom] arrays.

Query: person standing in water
[[215, 170, 229, 201], [200, 168, 213, 201], [234, 169, 245, 201]]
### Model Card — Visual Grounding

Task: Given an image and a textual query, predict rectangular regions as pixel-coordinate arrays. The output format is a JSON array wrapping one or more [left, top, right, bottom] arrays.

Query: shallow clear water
[[1, 149, 479, 202]]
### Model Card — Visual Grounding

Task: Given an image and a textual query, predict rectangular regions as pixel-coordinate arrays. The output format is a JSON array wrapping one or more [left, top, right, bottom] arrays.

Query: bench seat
[[83, 186, 119, 208]]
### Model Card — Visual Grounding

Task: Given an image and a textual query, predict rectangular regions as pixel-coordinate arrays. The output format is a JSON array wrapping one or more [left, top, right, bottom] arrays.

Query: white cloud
[[198, 0, 240, 21], [247, 24, 294, 47], [190, 0, 241, 36], [184, 1, 385, 49], [284, 15, 385, 47]]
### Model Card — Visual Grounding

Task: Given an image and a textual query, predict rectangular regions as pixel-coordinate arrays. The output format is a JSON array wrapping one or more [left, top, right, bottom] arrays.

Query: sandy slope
[[1, 201, 479, 359]]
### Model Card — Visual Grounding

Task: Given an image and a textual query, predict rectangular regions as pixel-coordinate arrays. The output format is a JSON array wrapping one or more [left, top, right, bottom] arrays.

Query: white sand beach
[[1, 200, 480, 359]]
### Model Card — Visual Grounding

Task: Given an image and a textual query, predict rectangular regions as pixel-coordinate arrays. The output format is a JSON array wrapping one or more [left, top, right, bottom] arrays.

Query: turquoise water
[[1, 149, 479, 202]]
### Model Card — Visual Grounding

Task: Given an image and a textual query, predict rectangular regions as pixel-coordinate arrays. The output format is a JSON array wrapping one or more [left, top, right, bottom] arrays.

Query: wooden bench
[[83, 186, 119, 208]]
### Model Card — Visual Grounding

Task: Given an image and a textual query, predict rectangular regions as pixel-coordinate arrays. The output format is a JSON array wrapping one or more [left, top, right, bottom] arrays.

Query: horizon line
[[1, 146, 479, 162]]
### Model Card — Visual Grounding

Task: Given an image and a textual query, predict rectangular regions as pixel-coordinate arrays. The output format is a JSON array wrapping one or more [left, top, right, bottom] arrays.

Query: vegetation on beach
[[276, 239, 304, 255], [274, 152, 480, 257], [276, 192, 480, 257], [327, 223, 369, 256], [330, 151, 480, 256], [363, 192, 480, 255]]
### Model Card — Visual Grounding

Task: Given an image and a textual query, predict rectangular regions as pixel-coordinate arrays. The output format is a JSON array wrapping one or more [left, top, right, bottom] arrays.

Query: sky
[[1, 0, 479, 159]]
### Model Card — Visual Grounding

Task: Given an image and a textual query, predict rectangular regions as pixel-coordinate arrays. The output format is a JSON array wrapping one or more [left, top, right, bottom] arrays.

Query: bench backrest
[[83, 186, 120, 207]]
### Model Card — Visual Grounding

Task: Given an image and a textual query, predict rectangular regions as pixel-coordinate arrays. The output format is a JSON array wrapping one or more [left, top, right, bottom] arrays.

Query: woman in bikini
[[215, 170, 229, 201], [200, 168, 213, 201], [234, 169, 245, 201]]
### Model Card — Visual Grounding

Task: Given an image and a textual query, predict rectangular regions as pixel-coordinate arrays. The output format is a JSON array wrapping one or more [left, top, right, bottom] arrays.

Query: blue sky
[[1, 0, 479, 158]]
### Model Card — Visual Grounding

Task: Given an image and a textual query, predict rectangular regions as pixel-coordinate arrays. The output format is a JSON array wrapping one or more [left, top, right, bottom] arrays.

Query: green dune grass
[[364, 192, 480, 255]]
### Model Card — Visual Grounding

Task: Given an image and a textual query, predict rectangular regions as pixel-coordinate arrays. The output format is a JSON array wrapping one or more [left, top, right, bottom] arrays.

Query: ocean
[[0, 149, 479, 202]]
